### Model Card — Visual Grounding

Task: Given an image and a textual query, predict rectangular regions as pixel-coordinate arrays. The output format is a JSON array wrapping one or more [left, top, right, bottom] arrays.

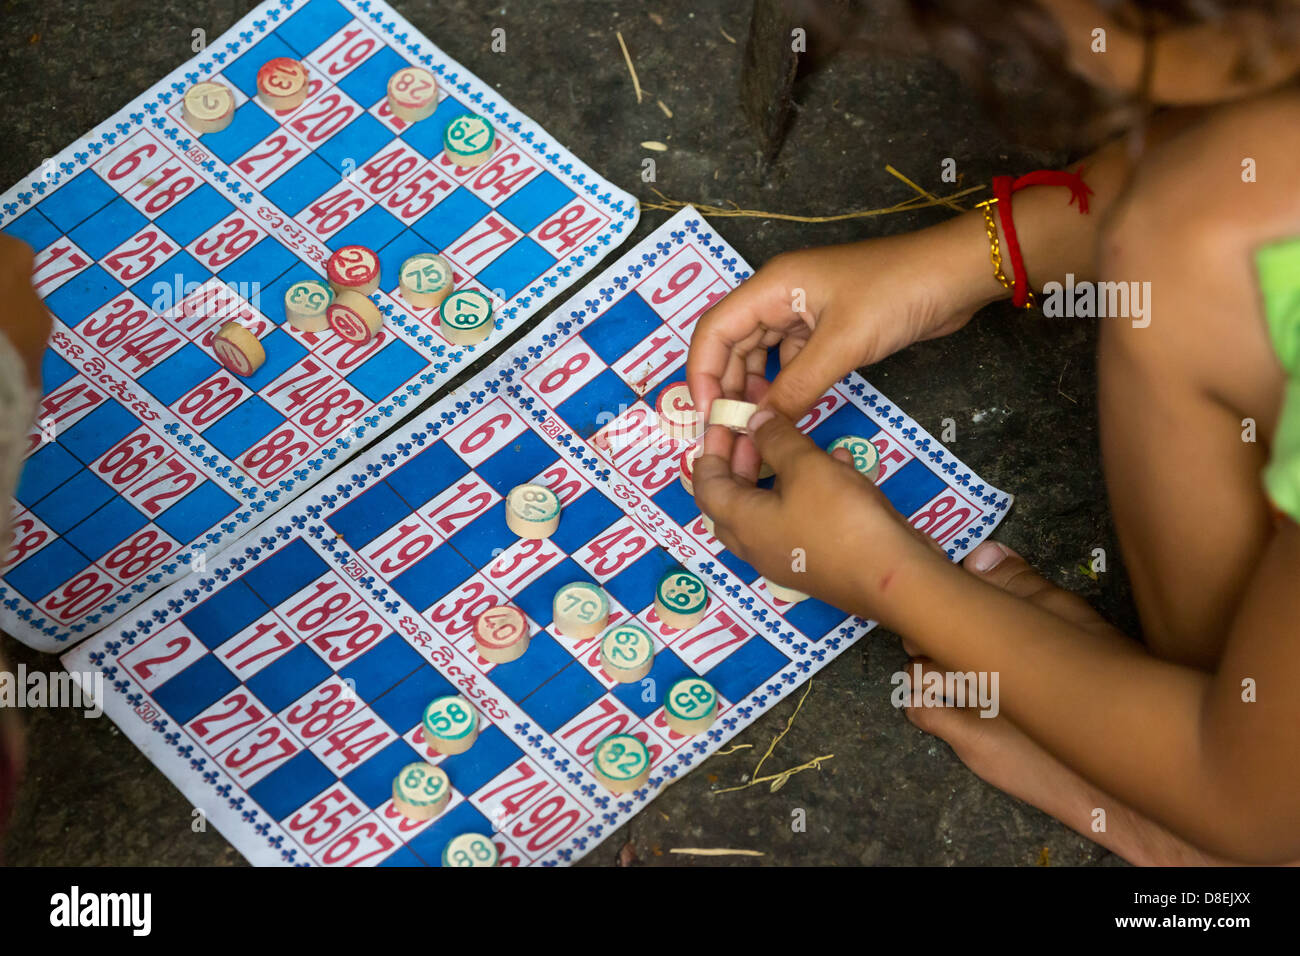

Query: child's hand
[[687, 219, 1000, 422], [693, 409, 941, 623], [0, 235, 53, 388]]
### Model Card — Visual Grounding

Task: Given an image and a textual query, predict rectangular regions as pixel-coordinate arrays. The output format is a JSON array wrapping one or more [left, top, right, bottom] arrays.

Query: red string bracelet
[[991, 169, 1094, 309]]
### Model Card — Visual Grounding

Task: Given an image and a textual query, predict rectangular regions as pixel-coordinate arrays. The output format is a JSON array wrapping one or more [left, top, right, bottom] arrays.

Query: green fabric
[[1255, 239, 1300, 522]]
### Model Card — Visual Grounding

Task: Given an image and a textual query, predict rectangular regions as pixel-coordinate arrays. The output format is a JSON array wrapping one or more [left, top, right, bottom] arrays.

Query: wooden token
[[505, 483, 561, 538], [399, 253, 454, 309], [708, 398, 759, 433], [442, 833, 498, 867], [438, 289, 493, 345], [283, 279, 333, 333], [386, 66, 439, 122], [212, 322, 264, 376], [443, 113, 496, 168], [422, 695, 479, 756], [656, 382, 701, 439], [653, 568, 708, 630], [327, 245, 380, 295], [699, 513, 715, 536], [326, 290, 383, 343], [183, 82, 235, 133], [600, 623, 655, 683], [764, 578, 809, 604], [392, 762, 451, 821], [552, 582, 609, 640], [828, 435, 881, 481], [256, 57, 309, 111], [591, 734, 650, 793], [679, 445, 701, 495], [473, 605, 530, 663], [664, 677, 718, 736]]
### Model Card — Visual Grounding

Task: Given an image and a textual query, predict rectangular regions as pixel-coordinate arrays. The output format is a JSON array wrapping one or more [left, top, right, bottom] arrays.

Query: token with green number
[[399, 253, 454, 309], [422, 695, 479, 756], [592, 733, 651, 793], [442, 832, 499, 867], [438, 289, 494, 345], [442, 113, 496, 168], [505, 482, 561, 538], [600, 623, 655, 683], [552, 581, 609, 640], [284, 278, 334, 333], [827, 435, 881, 482], [391, 762, 451, 821], [653, 568, 708, 630], [664, 677, 718, 736]]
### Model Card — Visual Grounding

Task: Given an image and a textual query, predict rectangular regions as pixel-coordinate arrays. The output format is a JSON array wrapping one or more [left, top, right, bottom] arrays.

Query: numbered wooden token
[[326, 290, 384, 343], [600, 624, 655, 683], [326, 245, 380, 295], [283, 278, 333, 333], [256, 57, 309, 110], [392, 762, 451, 821], [442, 832, 498, 867], [183, 82, 235, 133], [656, 382, 701, 439], [422, 695, 479, 756], [592, 734, 651, 793], [828, 435, 881, 481], [438, 289, 494, 345], [399, 253, 454, 309], [212, 322, 264, 376], [473, 605, 530, 663], [679, 446, 700, 495], [764, 578, 809, 604], [505, 483, 561, 538], [654, 568, 708, 630], [664, 677, 718, 736], [699, 513, 715, 536], [708, 398, 759, 433], [386, 66, 439, 122], [443, 113, 496, 167], [552, 582, 609, 640]]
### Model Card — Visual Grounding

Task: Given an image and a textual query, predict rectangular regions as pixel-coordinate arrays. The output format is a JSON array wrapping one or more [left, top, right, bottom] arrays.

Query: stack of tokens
[[664, 677, 718, 735], [399, 253, 454, 309], [653, 568, 708, 630], [327, 246, 381, 296], [443, 113, 496, 168], [472, 605, 530, 663], [442, 833, 499, 867], [439, 289, 494, 345], [422, 695, 478, 756], [283, 279, 333, 333], [552, 582, 609, 639], [600, 623, 656, 683], [828, 435, 882, 482], [591, 734, 651, 793], [212, 322, 264, 376], [183, 82, 235, 133], [326, 290, 383, 344], [256, 58, 309, 110], [656, 382, 701, 439], [391, 762, 451, 821], [504, 483, 561, 538], [386, 66, 438, 122]]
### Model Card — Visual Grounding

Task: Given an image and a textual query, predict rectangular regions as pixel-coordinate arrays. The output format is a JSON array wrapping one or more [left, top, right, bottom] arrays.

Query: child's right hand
[[687, 215, 1005, 422]]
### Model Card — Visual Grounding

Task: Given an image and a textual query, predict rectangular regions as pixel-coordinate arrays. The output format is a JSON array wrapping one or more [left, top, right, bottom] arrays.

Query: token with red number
[[386, 66, 439, 122], [679, 445, 701, 495], [326, 290, 384, 344], [472, 605, 530, 664], [327, 245, 381, 295], [183, 82, 235, 134], [656, 382, 701, 439], [256, 57, 309, 111], [212, 322, 265, 376]]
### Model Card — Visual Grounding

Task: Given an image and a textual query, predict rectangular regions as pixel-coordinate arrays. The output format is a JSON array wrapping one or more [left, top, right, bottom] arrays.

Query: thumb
[[762, 324, 850, 421], [746, 408, 817, 475]]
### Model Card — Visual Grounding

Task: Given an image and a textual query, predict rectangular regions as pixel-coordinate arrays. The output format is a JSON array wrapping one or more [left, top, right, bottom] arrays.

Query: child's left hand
[[693, 408, 941, 624]]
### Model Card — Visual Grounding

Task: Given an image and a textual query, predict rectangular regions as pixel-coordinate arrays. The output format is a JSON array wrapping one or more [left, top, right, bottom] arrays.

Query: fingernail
[[747, 409, 775, 432], [969, 541, 1007, 573]]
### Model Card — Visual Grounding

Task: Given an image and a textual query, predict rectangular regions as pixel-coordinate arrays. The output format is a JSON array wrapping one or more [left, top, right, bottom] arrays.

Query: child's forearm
[[876, 524, 1300, 862]]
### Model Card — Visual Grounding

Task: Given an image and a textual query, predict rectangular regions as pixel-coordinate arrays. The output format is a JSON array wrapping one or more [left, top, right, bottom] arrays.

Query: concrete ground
[[0, 0, 1136, 865]]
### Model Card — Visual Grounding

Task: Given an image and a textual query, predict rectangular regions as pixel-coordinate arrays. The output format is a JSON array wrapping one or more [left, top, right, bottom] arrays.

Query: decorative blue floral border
[[63, 208, 1013, 866], [2, 0, 639, 651]]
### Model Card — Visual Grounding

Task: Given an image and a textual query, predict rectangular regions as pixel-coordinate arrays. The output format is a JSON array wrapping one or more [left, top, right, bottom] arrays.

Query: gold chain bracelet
[[976, 198, 1036, 309]]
